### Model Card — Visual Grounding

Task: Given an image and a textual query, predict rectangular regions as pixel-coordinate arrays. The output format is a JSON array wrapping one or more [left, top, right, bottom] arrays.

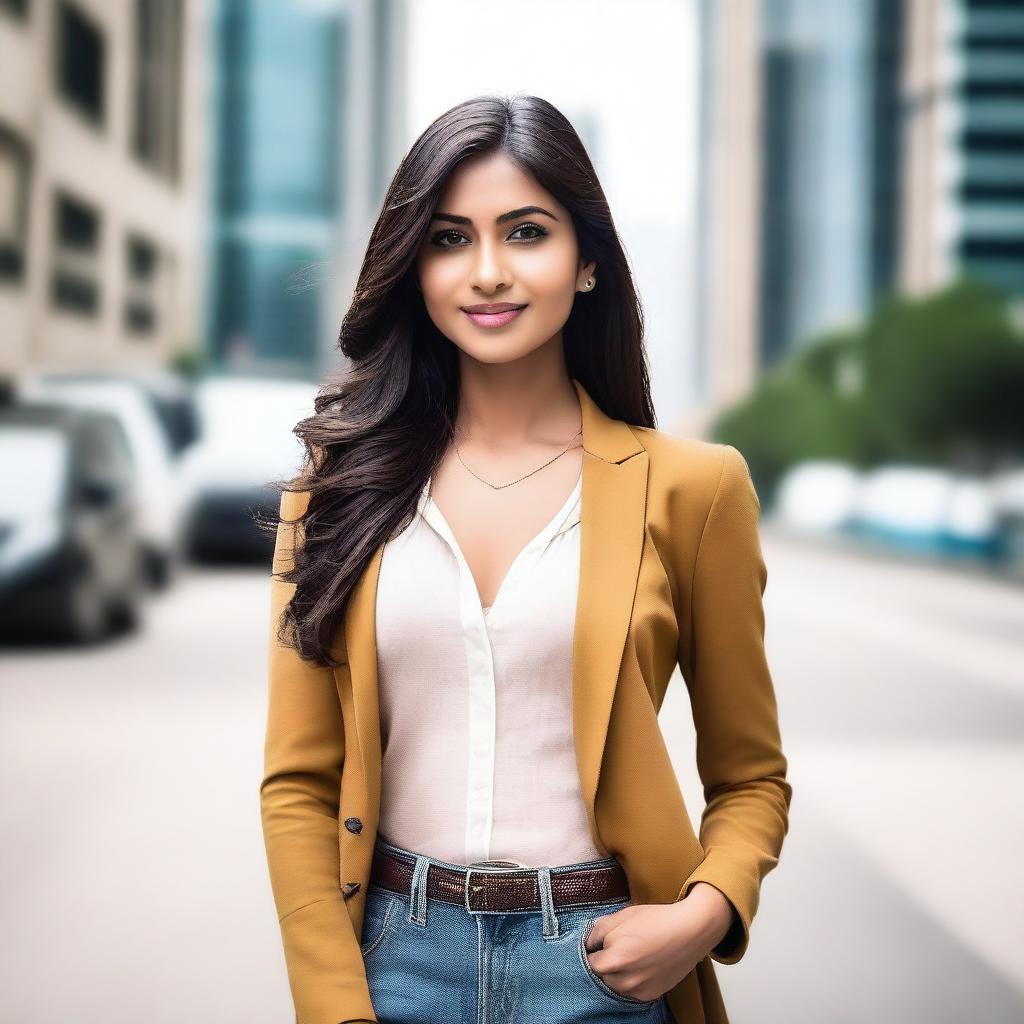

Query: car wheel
[[58, 566, 109, 644], [141, 543, 175, 591], [106, 581, 143, 634]]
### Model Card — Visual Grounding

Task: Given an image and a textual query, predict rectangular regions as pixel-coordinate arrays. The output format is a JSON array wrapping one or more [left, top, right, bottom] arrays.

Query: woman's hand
[[582, 883, 735, 1003]]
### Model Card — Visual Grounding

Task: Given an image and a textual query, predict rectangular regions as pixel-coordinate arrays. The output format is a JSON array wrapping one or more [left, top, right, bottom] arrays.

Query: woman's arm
[[674, 444, 793, 965], [259, 487, 376, 1023]]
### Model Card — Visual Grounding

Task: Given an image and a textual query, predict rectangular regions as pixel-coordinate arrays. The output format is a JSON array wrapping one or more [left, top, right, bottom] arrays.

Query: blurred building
[[690, 0, 762, 425], [691, 0, 904, 437], [0, 0, 208, 376], [691, 0, 1024, 436], [756, 0, 905, 367], [902, 0, 1024, 301], [206, 0, 408, 380]]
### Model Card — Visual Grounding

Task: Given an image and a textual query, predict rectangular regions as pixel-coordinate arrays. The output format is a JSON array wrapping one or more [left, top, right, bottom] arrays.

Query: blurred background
[[1, 0, 1022, 1021]]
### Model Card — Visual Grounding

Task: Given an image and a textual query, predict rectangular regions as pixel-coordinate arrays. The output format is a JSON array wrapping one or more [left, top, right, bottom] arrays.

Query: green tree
[[712, 279, 1024, 499]]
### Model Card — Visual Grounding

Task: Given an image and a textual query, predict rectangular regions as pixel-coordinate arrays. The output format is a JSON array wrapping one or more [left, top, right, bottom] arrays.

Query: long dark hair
[[274, 93, 655, 668]]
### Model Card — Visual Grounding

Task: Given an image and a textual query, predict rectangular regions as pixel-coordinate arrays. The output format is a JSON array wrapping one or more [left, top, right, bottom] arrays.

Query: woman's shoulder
[[629, 424, 735, 483], [628, 425, 755, 519], [626, 428, 759, 579]]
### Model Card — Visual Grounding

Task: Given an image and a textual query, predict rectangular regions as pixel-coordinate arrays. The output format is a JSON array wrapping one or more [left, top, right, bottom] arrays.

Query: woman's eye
[[432, 229, 467, 249], [508, 223, 548, 242], [430, 223, 549, 249]]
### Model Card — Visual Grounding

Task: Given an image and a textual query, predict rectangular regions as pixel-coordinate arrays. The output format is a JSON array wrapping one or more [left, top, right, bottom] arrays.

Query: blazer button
[[344, 816, 363, 834], [341, 881, 361, 898]]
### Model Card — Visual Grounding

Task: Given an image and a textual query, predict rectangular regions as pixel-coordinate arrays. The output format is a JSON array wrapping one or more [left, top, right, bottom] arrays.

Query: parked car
[[32, 366, 200, 456], [944, 475, 1002, 557], [0, 403, 144, 643], [178, 376, 318, 561], [852, 465, 1001, 558], [991, 466, 1024, 569], [16, 374, 187, 588], [772, 460, 861, 533]]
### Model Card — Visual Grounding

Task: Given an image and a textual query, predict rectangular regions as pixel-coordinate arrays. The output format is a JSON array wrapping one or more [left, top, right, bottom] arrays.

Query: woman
[[260, 95, 792, 1024]]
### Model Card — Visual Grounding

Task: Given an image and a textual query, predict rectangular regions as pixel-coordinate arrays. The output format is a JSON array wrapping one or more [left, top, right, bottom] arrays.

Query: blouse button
[[344, 816, 363, 834]]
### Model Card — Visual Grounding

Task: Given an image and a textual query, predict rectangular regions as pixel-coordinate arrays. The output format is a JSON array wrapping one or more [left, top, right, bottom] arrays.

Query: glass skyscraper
[[956, 0, 1024, 298], [758, 0, 904, 364], [207, 0, 343, 376]]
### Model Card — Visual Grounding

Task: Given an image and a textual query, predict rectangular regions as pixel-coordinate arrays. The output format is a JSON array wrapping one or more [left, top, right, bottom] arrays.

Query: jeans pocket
[[577, 916, 660, 1009], [359, 886, 399, 960]]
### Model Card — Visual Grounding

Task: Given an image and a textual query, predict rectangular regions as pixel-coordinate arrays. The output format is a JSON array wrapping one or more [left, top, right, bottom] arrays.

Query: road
[[1, 530, 1022, 1023]]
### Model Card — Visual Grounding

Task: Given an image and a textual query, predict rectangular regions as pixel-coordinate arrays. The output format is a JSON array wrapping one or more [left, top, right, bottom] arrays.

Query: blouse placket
[[417, 472, 582, 863]]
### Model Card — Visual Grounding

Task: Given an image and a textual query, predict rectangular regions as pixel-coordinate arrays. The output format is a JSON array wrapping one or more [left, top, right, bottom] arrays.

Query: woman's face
[[415, 150, 596, 365]]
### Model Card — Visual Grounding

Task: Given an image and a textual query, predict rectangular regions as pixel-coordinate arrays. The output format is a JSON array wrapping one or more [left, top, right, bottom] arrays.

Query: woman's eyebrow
[[430, 205, 560, 226]]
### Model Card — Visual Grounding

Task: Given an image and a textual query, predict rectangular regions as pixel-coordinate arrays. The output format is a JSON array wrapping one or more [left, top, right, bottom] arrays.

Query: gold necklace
[[454, 423, 583, 491]]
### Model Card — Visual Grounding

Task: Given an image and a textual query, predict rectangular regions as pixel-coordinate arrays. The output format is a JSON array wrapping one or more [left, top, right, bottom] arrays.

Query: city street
[[3, 0, 1021, 1021], [1, 531, 1022, 1023]]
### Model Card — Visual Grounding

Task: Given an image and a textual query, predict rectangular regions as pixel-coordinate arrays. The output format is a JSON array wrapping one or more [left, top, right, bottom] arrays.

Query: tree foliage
[[712, 279, 1024, 501]]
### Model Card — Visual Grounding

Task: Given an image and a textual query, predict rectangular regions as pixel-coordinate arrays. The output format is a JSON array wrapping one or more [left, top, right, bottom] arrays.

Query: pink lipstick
[[460, 302, 527, 329]]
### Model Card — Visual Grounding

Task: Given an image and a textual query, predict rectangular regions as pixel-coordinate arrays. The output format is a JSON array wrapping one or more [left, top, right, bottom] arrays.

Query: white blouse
[[374, 467, 607, 869]]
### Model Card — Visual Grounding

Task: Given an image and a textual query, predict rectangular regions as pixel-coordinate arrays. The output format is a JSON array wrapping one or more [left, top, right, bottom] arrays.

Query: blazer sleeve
[[674, 444, 793, 965], [259, 487, 377, 1024]]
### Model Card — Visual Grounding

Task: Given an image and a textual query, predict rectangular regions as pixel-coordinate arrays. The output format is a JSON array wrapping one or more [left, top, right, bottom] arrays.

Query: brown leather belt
[[369, 843, 630, 913]]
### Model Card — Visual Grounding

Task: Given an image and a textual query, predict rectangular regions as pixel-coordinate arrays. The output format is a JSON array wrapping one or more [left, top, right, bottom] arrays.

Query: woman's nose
[[469, 238, 510, 291]]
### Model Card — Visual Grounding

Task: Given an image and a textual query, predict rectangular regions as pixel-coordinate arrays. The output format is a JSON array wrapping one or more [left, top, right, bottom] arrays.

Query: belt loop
[[409, 855, 430, 927], [538, 866, 559, 939], [464, 868, 479, 914]]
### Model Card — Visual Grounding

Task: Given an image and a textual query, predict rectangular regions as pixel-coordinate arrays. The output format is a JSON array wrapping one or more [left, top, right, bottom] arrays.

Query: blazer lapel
[[569, 377, 648, 851], [340, 539, 385, 827], [337, 377, 648, 848]]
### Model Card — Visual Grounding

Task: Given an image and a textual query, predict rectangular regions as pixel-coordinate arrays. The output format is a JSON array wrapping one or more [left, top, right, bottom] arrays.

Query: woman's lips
[[461, 306, 526, 328]]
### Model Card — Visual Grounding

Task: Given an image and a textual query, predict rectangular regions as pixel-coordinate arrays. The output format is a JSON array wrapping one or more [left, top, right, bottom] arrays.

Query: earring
[[584, 277, 595, 290]]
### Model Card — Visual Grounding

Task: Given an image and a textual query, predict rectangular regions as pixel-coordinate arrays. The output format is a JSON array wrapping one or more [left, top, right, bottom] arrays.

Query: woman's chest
[[373, 516, 582, 741], [374, 515, 679, 688], [374, 513, 581, 660]]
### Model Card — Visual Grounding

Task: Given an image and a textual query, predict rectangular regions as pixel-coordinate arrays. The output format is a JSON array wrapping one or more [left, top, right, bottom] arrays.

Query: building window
[[132, 0, 183, 181], [124, 232, 160, 334], [51, 190, 101, 315], [55, 2, 106, 126], [0, 125, 31, 282]]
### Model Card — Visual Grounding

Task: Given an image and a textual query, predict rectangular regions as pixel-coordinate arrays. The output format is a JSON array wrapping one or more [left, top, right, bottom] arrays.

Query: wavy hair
[[273, 93, 655, 668]]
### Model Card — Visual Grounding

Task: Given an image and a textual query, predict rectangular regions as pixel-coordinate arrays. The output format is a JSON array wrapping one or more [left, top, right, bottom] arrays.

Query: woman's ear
[[577, 259, 598, 292]]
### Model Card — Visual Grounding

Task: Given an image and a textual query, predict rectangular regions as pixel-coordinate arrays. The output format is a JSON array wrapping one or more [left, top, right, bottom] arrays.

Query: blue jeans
[[361, 835, 676, 1023]]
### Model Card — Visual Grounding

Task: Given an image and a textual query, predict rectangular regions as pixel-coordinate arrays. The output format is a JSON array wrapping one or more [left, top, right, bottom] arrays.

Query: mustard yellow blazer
[[260, 377, 793, 1024]]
